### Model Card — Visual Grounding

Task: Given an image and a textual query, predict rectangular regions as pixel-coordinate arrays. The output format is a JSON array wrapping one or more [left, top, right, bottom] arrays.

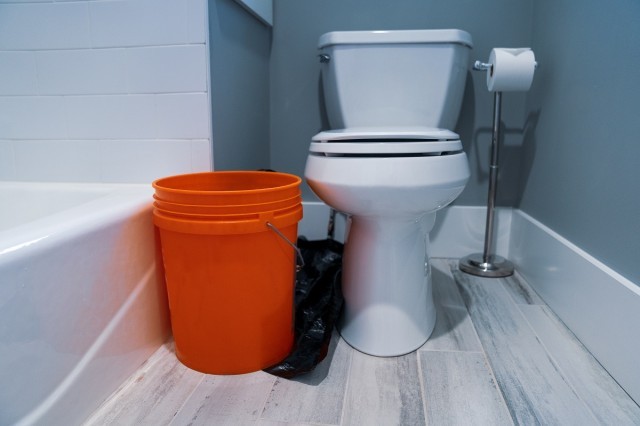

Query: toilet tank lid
[[312, 127, 460, 142], [318, 29, 473, 49]]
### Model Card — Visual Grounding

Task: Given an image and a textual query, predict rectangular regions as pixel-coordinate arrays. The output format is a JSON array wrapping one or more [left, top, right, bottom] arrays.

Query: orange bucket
[[154, 171, 301, 205], [152, 171, 302, 375]]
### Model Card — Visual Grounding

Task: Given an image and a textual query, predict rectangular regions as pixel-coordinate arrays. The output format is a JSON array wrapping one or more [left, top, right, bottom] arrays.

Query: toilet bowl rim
[[308, 139, 462, 155], [312, 127, 459, 142]]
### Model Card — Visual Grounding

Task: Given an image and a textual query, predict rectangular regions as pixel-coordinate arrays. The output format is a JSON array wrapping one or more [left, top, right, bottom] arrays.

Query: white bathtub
[[0, 182, 170, 425]]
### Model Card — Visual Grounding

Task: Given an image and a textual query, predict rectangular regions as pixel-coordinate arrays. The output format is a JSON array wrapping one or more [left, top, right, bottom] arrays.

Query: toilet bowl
[[305, 30, 473, 356], [306, 128, 469, 356]]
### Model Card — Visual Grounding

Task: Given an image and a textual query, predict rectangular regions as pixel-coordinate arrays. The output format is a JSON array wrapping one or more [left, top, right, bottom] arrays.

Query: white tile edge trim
[[511, 210, 639, 295], [509, 209, 640, 404]]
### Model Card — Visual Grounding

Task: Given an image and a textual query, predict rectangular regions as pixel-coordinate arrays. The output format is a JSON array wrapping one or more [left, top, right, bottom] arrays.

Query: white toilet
[[304, 29, 473, 356]]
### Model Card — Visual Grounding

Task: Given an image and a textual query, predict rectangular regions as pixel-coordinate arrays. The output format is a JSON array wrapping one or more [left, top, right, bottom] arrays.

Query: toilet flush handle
[[319, 53, 331, 63]]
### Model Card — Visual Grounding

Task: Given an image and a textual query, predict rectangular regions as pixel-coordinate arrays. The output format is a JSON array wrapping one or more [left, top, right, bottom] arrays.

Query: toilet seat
[[310, 127, 463, 155]]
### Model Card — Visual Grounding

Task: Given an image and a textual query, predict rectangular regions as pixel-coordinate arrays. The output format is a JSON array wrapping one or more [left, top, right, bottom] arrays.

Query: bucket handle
[[266, 222, 305, 272]]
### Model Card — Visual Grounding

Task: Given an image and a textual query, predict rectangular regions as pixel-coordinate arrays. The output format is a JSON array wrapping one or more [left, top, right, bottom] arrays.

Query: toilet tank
[[319, 29, 473, 130]]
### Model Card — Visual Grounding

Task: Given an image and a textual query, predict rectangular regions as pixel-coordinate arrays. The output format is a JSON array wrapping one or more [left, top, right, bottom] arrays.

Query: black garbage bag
[[264, 237, 344, 378]]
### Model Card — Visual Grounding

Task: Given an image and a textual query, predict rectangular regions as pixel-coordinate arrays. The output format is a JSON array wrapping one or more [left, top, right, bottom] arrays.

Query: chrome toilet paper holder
[[474, 59, 538, 72], [473, 60, 493, 71], [459, 58, 525, 278]]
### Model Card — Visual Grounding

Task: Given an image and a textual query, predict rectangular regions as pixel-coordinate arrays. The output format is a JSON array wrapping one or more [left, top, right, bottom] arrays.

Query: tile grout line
[[166, 372, 206, 426], [442, 259, 487, 354], [530, 307, 640, 409], [256, 374, 278, 423], [475, 335, 516, 426], [84, 342, 173, 424], [415, 350, 430, 426], [503, 271, 545, 306], [512, 302, 602, 425], [337, 342, 354, 426], [514, 271, 544, 304], [447, 260, 516, 426], [418, 348, 485, 354], [483, 269, 640, 419]]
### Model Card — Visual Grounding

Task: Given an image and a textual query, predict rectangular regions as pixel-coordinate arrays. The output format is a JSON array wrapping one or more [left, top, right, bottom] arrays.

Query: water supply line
[[327, 208, 336, 240]]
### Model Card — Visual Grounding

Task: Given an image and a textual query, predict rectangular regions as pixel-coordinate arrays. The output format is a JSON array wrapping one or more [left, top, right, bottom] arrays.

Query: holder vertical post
[[459, 91, 514, 277]]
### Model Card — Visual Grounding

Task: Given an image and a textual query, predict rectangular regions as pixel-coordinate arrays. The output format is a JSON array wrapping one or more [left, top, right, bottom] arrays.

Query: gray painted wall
[[270, 0, 534, 202], [209, 0, 271, 170], [212, 0, 639, 284], [521, 0, 640, 284]]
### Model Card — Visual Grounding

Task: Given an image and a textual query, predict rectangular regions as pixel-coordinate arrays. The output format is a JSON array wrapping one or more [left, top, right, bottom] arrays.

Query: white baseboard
[[509, 210, 640, 403], [299, 202, 512, 258], [298, 202, 347, 242], [429, 205, 512, 258], [299, 201, 640, 402]]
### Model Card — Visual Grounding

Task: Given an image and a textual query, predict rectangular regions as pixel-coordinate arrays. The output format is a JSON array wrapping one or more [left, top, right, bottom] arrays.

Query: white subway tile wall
[[0, 141, 15, 180], [0, 0, 212, 183], [0, 51, 39, 95]]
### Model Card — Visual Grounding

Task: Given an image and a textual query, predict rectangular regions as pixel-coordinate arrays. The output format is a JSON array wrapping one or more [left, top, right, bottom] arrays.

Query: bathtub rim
[[0, 182, 154, 259]]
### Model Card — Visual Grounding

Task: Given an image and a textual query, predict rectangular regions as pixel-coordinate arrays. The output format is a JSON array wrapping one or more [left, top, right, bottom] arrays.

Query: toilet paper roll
[[486, 48, 536, 92]]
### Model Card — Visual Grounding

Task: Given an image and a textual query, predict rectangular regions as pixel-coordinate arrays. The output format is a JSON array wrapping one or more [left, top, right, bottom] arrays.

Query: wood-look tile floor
[[84, 259, 640, 426]]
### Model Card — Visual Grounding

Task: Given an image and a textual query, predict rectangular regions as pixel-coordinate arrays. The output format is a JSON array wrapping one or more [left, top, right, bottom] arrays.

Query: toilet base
[[337, 214, 438, 357], [338, 307, 436, 357]]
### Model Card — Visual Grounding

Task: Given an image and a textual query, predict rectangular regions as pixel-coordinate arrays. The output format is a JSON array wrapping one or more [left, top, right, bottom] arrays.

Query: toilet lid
[[311, 127, 462, 155]]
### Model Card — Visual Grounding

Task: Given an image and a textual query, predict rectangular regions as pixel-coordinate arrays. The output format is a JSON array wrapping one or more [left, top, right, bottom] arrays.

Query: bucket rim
[[152, 193, 302, 210], [153, 204, 302, 235], [153, 203, 301, 220], [152, 171, 302, 197]]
